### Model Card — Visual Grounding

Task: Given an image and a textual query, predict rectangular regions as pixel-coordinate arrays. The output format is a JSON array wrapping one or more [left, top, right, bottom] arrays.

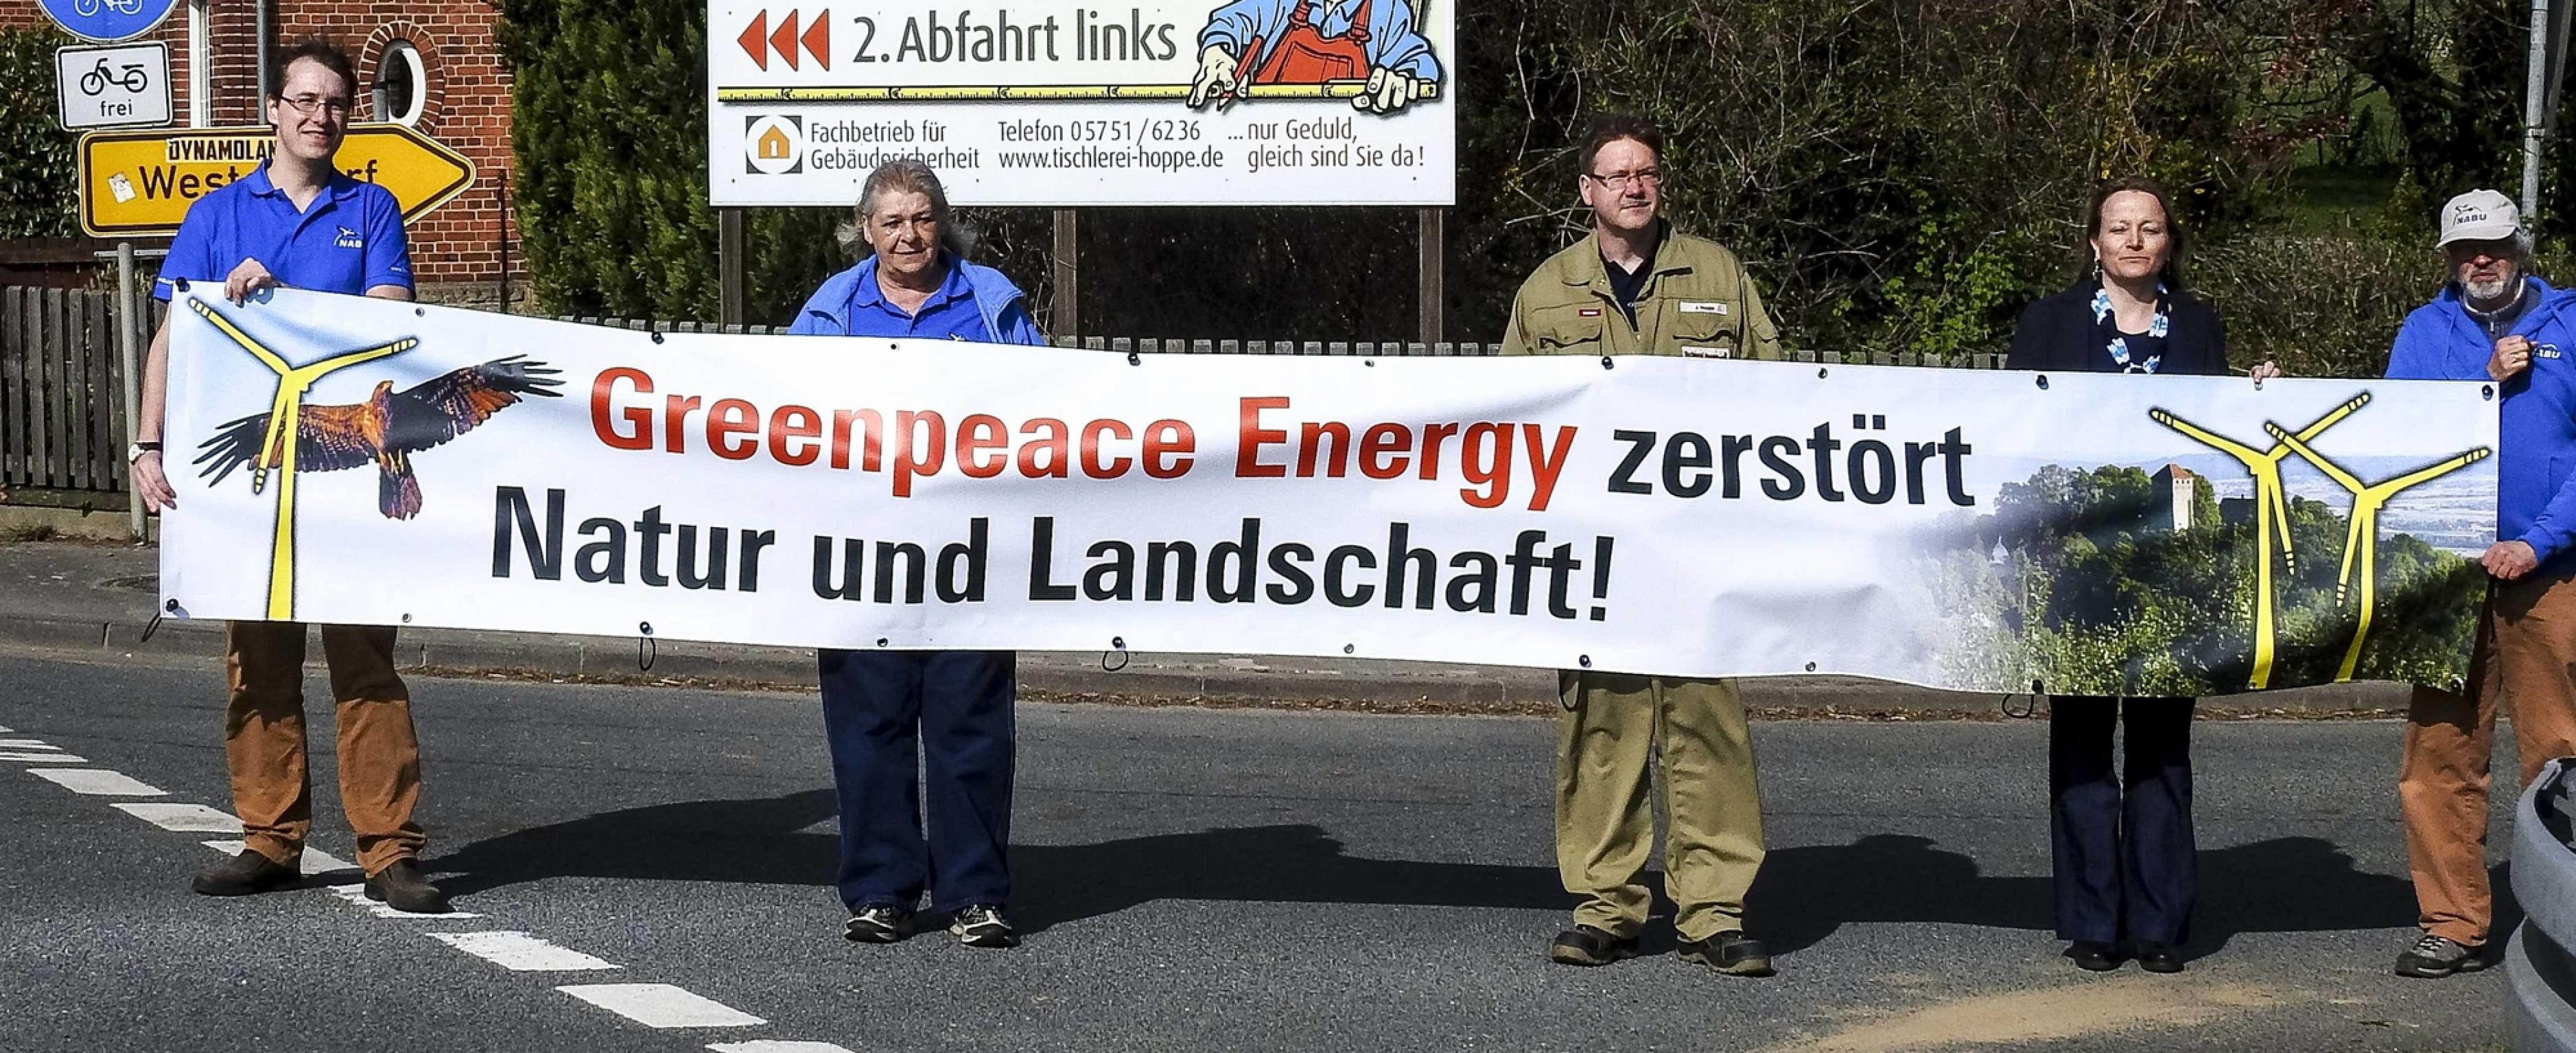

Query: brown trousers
[[2400, 573, 2576, 946], [224, 621, 426, 875]]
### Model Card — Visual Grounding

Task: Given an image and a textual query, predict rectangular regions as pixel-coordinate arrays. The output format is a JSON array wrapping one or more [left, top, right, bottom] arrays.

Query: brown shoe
[[363, 859, 451, 914], [191, 849, 299, 896]]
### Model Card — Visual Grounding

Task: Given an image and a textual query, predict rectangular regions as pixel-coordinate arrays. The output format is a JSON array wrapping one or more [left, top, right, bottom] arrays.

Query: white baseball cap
[[2439, 189, 2522, 246]]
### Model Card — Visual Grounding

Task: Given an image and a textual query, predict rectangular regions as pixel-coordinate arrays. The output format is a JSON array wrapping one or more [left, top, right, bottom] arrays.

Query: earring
[[2091, 257, 2103, 282]]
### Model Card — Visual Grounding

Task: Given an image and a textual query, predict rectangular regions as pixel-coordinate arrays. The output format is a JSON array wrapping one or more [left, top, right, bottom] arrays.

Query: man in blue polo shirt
[[128, 39, 447, 914], [788, 160, 1046, 950]]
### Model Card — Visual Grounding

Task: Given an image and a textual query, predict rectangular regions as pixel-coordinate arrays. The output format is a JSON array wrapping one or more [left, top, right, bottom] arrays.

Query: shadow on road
[[427, 792, 2420, 955]]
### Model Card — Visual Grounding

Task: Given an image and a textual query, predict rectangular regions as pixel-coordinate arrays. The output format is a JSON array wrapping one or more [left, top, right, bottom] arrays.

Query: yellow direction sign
[[78, 122, 476, 238]]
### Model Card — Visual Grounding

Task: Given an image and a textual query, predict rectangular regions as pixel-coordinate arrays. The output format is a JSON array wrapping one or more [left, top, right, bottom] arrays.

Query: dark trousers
[[818, 649, 1016, 914], [2049, 695, 2197, 945]]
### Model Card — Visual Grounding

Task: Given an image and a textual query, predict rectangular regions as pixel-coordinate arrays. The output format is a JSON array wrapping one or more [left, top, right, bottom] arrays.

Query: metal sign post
[[116, 242, 144, 540]]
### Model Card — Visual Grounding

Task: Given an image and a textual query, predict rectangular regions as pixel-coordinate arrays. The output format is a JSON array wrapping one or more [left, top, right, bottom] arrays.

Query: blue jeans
[[2049, 695, 2197, 945], [817, 649, 1015, 914]]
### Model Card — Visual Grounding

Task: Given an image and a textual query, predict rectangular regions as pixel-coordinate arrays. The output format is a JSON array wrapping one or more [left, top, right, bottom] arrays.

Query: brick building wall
[[9, 2, 519, 293]]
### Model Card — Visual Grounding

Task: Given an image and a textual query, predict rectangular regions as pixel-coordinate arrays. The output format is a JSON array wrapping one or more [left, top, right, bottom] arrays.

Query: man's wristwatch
[[126, 441, 161, 464]]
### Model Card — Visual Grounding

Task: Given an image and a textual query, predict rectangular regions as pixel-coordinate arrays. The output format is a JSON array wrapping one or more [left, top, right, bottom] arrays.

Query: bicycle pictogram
[[73, 0, 146, 18]]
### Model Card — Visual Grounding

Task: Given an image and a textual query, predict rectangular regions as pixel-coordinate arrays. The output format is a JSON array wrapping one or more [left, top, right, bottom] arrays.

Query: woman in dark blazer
[[2006, 177, 2278, 974]]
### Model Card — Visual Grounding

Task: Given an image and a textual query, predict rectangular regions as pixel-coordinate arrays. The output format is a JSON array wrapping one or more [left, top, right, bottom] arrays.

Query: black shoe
[[948, 905, 1018, 948], [362, 859, 451, 914], [191, 849, 298, 896], [1678, 931, 1776, 977], [2393, 933, 2486, 978], [2135, 940, 2186, 973], [1548, 925, 1639, 967], [2066, 940, 2121, 971], [844, 904, 910, 943]]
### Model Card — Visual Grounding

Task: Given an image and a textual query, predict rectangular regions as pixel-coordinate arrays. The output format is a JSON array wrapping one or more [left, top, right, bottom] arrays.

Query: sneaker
[[948, 905, 1018, 949], [191, 849, 298, 897], [844, 904, 910, 944], [2135, 940, 2186, 973], [1678, 931, 1776, 977], [2065, 940, 2121, 971], [2393, 933, 2486, 978], [362, 859, 452, 914], [1548, 925, 1639, 967]]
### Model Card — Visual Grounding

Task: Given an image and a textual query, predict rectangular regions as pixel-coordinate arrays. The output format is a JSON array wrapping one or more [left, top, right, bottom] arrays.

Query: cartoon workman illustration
[[1185, 0, 1442, 113]]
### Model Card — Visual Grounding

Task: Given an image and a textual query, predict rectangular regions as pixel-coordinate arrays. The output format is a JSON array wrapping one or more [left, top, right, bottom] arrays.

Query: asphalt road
[[0, 648, 2518, 1052]]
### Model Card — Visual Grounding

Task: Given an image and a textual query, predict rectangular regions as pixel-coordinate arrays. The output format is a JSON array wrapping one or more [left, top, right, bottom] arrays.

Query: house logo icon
[[745, 115, 804, 175]]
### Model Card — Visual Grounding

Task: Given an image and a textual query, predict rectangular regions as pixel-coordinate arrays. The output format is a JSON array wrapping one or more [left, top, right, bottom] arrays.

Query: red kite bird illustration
[[195, 356, 563, 520]]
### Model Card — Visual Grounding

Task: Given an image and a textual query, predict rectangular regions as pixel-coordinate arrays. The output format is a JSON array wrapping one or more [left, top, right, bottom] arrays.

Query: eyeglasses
[[275, 95, 353, 117], [1586, 170, 1663, 189]]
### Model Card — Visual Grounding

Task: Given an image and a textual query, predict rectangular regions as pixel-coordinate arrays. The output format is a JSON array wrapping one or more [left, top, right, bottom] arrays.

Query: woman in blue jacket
[[2006, 177, 2278, 975], [789, 160, 1045, 949]]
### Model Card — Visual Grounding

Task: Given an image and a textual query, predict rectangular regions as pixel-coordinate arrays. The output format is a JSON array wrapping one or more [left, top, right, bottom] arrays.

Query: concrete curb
[[0, 610, 2420, 715]]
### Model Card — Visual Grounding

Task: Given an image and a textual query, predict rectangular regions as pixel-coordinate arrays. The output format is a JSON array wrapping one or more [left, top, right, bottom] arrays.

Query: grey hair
[[834, 159, 973, 259]]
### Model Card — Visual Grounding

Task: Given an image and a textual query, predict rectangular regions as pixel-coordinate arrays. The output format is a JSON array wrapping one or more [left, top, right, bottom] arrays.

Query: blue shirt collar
[[850, 253, 972, 312], [239, 161, 364, 204]]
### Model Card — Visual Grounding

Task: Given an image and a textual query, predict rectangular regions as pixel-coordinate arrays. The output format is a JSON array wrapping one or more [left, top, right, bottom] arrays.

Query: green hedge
[[0, 25, 80, 239]]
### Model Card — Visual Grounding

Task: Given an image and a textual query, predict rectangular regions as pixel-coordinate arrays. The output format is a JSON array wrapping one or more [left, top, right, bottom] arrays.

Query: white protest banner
[[705, 0, 1455, 205], [162, 289, 2498, 695]]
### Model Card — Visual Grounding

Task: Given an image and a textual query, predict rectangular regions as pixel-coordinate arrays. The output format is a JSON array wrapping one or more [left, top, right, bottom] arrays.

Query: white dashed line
[[710, 1043, 861, 1053], [430, 931, 620, 971], [0, 739, 59, 750], [201, 840, 356, 876], [113, 802, 244, 833], [0, 752, 86, 763], [30, 769, 165, 796], [557, 984, 766, 1028]]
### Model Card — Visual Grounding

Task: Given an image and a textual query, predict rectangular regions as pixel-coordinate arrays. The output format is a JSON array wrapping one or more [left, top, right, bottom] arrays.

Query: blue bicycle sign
[[38, 0, 179, 43]]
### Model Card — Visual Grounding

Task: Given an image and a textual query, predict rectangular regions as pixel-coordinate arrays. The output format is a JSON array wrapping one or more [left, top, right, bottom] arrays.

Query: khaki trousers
[[224, 621, 426, 875], [1554, 671, 1766, 942], [2400, 573, 2576, 946]]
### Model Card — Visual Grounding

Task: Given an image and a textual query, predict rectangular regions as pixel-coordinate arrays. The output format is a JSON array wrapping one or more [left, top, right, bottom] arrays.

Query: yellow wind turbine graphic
[[2148, 394, 2370, 688], [187, 297, 417, 620], [2264, 424, 2491, 682]]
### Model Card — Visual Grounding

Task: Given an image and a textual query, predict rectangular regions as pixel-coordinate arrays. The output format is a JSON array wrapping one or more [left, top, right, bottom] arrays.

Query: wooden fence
[[0, 286, 2006, 499], [0, 286, 145, 496]]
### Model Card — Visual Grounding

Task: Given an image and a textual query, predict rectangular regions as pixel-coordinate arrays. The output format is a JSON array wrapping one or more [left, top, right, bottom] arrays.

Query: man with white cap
[[2383, 188, 2576, 978]]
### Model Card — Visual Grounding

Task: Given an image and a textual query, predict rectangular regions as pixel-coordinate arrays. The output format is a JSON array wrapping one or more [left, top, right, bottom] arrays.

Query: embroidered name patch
[[1678, 301, 1729, 315], [1578, 308, 1602, 317], [1681, 345, 1732, 358]]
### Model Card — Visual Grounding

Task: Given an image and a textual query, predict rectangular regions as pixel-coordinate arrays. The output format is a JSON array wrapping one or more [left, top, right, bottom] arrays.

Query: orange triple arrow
[[738, 9, 831, 71]]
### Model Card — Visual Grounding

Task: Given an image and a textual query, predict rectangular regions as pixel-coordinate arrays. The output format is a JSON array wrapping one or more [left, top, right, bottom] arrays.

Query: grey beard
[[2466, 272, 2520, 304]]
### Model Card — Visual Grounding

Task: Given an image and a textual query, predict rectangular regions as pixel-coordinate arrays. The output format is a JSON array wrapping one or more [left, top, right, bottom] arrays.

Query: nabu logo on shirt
[[335, 227, 364, 250], [2540, 344, 2564, 360]]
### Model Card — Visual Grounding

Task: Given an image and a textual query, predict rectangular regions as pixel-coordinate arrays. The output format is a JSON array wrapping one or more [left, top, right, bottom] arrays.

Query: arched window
[[372, 39, 425, 126]]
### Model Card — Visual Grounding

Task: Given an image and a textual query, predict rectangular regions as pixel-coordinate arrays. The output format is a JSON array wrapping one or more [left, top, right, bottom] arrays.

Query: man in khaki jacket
[[1501, 114, 1779, 977]]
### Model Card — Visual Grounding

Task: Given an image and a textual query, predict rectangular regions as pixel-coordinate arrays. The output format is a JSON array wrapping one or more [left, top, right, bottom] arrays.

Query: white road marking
[[0, 739, 60, 750], [112, 802, 243, 832], [0, 752, 86, 763], [30, 769, 165, 796], [430, 931, 620, 971], [710, 1043, 862, 1053], [0, 724, 14, 732], [557, 984, 766, 1028]]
